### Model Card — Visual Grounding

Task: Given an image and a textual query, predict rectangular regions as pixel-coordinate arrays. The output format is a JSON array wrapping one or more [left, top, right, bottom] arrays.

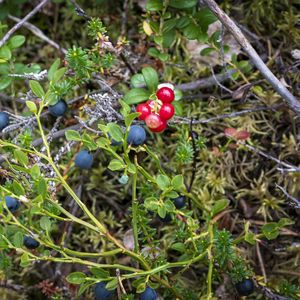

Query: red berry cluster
[[136, 84, 175, 133]]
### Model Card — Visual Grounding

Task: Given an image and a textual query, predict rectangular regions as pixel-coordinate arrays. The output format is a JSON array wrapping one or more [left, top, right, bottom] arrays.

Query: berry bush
[[0, 1, 300, 300]]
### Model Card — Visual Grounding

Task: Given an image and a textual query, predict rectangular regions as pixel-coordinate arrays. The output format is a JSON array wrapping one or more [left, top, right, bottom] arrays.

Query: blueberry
[[140, 286, 157, 300], [23, 236, 40, 249], [48, 99, 68, 117], [0, 112, 9, 130], [127, 125, 146, 146], [4, 196, 21, 213], [172, 195, 186, 209], [108, 134, 122, 146], [159, 213, 172, 223], [235, 278, 254, 296], [74, 150, 94, 169], [94, 282, 114, 300]]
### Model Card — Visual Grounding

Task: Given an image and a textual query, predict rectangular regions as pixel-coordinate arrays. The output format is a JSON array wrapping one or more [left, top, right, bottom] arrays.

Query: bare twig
[[8, 15, 67, 54], [275, 184, 300, 208], [171, 104, 281, 124], [0, 0, 50, 48], [242, 143, 300, 172], [202, 0, 300, 116], [176, 69, 236, 91]]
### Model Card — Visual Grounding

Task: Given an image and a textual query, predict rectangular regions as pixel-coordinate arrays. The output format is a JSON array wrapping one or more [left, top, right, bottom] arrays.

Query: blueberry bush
[[0, 1, 300, 300]]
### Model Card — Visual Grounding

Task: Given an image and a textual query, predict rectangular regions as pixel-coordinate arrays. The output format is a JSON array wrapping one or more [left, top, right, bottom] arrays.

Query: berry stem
[[132, 155, 139, 253]]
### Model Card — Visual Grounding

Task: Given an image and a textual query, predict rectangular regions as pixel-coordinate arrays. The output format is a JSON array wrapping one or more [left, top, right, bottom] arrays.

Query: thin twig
[[202, 0, 300, 116], [275, 184, 300, 208], [242, 143, 300, 172], [171, 104, 282, 124], [0, 0, 50, 48], [8, 15, 67, 54], [176, 69, 236, 91]]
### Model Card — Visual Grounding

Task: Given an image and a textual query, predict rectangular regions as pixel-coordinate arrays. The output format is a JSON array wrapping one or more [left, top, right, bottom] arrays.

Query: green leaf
[[147, 47, 160, 58], [141, 67, 158, 92], [12, 231, 23, 248], [40, 216, 51, 231], [146, 0, 163, 11], [37, 178, 47, 199], [78, 281, 95, 296], [158, 53, 169, 61], [169, 0, 197, 8], [105, 278, 118, 290], [0, 46, 11, 60], [136, 282, 146, 293], [278, 218, 294, 228], [157, 206, 167, 218], [20, 252, 30, 267], [97, 137, 110, 148], [211, 199, 229, 216], [164, 199, 175, 212], [81, 133, 97, 151], [90, 267, 110, 278], [200, 47, 215, 56], [127, 163, 137, 174], [123, 88, 151, 105], [48, 58, 60, 81], [131, 73, 146, 88], [183, 23, 200, 40], [171, 175, 185, 191], [107, 123, 123, 142], [196, 8, 218, 31], [156, 174, 171, 190], [262, 222, 279, 240], [29, 80, 45, 98], [163, 19, 177, 32], [12, 180, 25, 196], [144, 197, 159, 211], [26, 101, 37, 114], [30, 164, 41, 179], [13, 150, 28, 165], [108, 159, 125, 171], [52, 67, 66, 83], [125, 112, 140, 127], [8, 35, 25, 49], [66, 272, 86, 285], [170, 242, 186, 253], [0, 76, 12, 90], [119, 100, 131, 117], [174, 88, 183, 101], [65, 130, 81, 141]]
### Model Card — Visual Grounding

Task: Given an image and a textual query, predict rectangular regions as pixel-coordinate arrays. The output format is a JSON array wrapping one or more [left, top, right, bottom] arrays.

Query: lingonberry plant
[[0, 1, 299, 300]]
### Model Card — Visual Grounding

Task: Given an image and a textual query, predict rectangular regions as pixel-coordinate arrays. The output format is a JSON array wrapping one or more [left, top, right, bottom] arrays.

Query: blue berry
[[23, 236, 40, 249], [0, 112, 9, 130], [108, 134, 122, 146], [94, 282, 114, 300], [140, 286, 157, 300], [48, 99, 67, 117], [235, 278, 254, 296], [74, 150, 94, 169], [127, 125, 146, 146], [172, 195, 186, 209], [4, 196, 21, 213], [159, 213, 172, 223]]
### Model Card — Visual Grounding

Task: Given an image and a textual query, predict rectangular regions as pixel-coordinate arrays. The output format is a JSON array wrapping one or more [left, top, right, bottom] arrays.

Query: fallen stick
[[202, 0, 300, 116]]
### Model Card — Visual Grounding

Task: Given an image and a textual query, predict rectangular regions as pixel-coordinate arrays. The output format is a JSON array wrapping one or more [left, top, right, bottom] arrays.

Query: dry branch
[[0, 0, 50, 48], [202, 0, 300, 116]]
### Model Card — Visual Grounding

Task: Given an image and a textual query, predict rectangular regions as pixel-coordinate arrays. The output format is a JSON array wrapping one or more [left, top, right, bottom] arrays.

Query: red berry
[[145, 113, 166, 133], [159, 103, 175, 120], [156, 87, 175, 103], [150, 119, 166, 132], [136, 103, 151, 120]]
